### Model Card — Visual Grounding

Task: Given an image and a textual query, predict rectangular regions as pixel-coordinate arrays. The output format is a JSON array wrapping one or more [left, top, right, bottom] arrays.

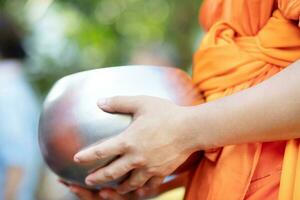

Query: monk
[[67, 0, 300, 199]]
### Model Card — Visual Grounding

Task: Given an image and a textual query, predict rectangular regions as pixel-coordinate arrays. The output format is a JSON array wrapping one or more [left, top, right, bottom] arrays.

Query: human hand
[[60, 180, 158, 200], [69, 185, 128, 200], [59, 179, 129, 200], [74, 95, 198, 194]]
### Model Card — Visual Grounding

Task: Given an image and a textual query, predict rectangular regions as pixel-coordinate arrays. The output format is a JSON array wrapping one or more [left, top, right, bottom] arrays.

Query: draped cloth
[[185, 0, 300, 199]]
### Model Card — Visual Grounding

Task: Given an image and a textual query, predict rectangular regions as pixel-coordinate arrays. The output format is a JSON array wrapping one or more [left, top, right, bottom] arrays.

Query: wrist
[[174, 106, 206, 153], [180, 102, 228, 151]]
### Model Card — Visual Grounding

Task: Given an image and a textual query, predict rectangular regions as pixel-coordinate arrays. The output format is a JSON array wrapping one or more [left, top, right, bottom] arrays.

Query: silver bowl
[[39, 65, 203, 189]]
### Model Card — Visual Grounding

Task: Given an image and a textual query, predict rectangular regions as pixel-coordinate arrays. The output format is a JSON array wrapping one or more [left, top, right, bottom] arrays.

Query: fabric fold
[[185, 0, 300, 199]]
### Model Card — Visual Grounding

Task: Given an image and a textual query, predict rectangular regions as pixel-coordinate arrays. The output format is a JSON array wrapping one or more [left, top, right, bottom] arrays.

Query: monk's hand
[[69, 186, 100, 200], [68, 185, 131, 200], [74, 95, 197, 194], [60, 180, 158, 200]]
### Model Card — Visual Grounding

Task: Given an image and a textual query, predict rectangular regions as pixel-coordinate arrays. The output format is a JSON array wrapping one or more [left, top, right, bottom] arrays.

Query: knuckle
[[94, 149, 103, 159], [103, 170, 116, 180], [146, 167, 158, 175], [128, 180, 140, 188], [121, 163, 131, 172], [142, 169, 152, 177], [132, 157, 146, 167], [119, 141, 131, 152]]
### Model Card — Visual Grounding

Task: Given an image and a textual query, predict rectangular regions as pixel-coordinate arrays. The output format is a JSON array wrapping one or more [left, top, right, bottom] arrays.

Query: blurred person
[[38, 168, 75, 200], [0, 14, 42, 200], [68, 0, 300, 200]]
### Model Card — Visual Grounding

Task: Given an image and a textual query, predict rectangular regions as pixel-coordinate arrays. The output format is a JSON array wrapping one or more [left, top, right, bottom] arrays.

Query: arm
[[184, 60, 300, 150], [0, 70, 41, 200], [74, 60, 300, 194], [4, 167, 23, 200]]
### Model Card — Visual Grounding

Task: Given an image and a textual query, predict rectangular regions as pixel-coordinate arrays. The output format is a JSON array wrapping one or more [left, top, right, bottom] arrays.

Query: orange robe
[[185, 0, 300, 200]]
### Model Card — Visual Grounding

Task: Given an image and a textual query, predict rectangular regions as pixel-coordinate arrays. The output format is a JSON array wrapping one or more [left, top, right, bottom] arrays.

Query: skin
[[62, 171, 189, 200], [5, 167, 23, 200], [61, 179, 166, 200], [69, 186, 129, 200], [73, 60, 300, 198]]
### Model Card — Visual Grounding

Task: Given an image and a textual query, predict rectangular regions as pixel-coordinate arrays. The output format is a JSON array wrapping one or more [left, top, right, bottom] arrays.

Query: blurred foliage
[[0, 0, 203, 97]]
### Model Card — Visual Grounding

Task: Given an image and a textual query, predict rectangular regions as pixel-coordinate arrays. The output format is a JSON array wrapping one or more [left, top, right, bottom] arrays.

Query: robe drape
[[185, 1, 300, 199]]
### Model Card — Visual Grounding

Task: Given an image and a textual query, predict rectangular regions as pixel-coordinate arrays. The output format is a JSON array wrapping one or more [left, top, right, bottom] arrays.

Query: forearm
[[185, 60, 300, 150], [4, 167, 23, 200]]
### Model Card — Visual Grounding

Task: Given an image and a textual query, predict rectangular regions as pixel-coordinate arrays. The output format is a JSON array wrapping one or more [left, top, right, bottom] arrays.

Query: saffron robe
[[185, 0, 300, 199]]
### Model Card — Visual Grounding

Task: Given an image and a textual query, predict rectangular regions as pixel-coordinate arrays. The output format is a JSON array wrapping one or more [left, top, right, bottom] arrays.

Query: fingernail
[[99, 192, 108, 199], [117, 188, 126, 195], [85, 178, 94, 186], [73, 155, 80, 162], [97, 98, 107, 107]]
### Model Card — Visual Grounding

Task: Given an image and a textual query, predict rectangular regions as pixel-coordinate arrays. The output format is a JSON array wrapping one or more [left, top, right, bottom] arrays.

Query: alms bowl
[[38, 65, 202, 188]]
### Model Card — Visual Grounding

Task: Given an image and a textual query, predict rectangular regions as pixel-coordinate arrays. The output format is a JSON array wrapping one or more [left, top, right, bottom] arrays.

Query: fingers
[[68, 186, 126, 200], [69, 186, 98, 200], [135, 177, 163, 198], [99, 189, 125, 200], [74, 136, 126, 163], [85, 155, 134, 185], [147, 176, 164, 189], [117, 169, 152, 194], [97, 96, 141, 114]]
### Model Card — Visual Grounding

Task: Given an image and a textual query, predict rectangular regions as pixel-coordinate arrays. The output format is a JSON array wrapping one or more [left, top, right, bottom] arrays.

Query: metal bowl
[[39, 65, 202, 189]]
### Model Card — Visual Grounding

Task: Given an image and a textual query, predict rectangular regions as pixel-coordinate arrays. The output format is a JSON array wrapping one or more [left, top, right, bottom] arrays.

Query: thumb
[[97, 96, 140, 114]]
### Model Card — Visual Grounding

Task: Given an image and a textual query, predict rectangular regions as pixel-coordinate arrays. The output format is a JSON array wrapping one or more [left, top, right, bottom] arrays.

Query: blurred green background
[[0, 1, 204, 199], [0, 0, 203, 97]]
